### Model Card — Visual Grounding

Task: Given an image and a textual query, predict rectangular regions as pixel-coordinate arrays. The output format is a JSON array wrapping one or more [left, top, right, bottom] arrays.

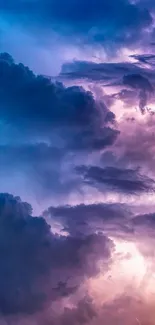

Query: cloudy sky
[[1, 0, 155, 324]]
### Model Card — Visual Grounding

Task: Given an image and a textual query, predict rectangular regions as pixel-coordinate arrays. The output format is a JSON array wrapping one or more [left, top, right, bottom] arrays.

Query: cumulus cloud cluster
[[0, 193, 112, 316], [1, 0, 155, 321], [1, 192, 155, 325], [59, 59, 155, 113], [0, 53, 119, 202]]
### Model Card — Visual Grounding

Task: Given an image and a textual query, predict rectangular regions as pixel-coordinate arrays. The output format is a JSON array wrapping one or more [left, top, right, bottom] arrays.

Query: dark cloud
[[1, 1, 155, 323], [0, 53, 117, 151], [58, 59, 155, 120], [133, 212, 155, 228], [44, 202, 131, 236], [0, 53, 120, 201], [0, 193, 113, 315], [0, 0, 152, 48], [0, 53, 95, 129], [123, 74, 153, 92], [60, 60, 144, 83], [0, 193, 53, 314], [130, 54, 155, 65], [59, 60, 155, 113], [123, 73, 153, 113], [69, 127, 119, 151], [76, 165, 155, 194]]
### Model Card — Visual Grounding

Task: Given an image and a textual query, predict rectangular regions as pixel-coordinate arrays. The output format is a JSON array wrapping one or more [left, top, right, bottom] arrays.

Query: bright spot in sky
[[88, 238, 148, 305], [113, 239, 146, 282]]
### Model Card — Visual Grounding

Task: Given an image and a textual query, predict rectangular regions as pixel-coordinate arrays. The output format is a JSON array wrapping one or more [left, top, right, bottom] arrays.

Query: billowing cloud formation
[[60, 59, 155, 113], [0, 193, 113, 316], [44, 202, 131, 236], [0, 53, 96, 129], [69, 127, 119, 151], [0, 53, 119, 202], [0, 0, 152, 49], [1, 194, 155, 325], [0, 53, 116, 144], [1, 0, 155, 321]]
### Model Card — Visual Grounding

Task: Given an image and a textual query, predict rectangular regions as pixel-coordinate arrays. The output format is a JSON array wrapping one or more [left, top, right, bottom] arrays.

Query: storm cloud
[[76, 165, 155, 194], [44, 202, 131, 236], [0, 0, 152, 49], [0, 193, 113, 315], [1, 1, 155, 323], [0, 53, 117, 146], [0, 53, 120, 202]]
